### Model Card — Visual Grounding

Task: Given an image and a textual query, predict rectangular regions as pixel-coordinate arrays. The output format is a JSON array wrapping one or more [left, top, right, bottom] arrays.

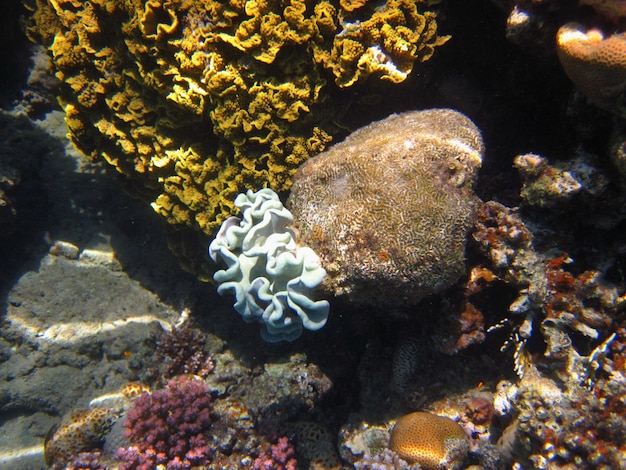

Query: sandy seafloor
[[2, 2, 626, 470]]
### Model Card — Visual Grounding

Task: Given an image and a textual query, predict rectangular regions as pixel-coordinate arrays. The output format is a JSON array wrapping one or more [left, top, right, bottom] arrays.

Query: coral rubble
[[116, 375, 213, 469]]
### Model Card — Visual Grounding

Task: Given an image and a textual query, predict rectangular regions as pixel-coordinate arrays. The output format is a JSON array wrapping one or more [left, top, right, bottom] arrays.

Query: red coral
[[116, 376, 213, 470]]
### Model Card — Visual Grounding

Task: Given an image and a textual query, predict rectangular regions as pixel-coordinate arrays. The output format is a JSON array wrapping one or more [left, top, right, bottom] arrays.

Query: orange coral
[[389, 411, 469, 469], [557, 22, 626, 115]]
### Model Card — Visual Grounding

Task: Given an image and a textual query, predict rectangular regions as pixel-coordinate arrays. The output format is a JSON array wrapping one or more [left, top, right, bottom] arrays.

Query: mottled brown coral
[[288, 109, 483, 305], [44, 407, 119, 469], [23, 0, 448, 275], [557, 22, 626, 115]]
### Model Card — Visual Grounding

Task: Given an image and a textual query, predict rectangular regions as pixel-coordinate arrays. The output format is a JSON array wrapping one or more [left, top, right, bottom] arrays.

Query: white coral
[[209, 188, 329, 342]]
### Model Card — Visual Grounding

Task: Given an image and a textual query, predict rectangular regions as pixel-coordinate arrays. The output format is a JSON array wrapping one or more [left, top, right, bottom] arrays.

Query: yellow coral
[[557, 22, 626, 115], [389, 411, 469, 470], [24, 0, 447, 274]]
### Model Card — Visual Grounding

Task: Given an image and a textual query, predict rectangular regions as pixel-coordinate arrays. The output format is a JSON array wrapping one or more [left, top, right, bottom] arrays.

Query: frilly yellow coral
[[317, 0, 450, 87], [24, 0, 448, 274]]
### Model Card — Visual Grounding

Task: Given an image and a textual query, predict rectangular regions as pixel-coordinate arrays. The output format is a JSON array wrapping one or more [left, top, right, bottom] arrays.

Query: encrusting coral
[[23, 0, 448, 274], [288, 108, 483, 305]]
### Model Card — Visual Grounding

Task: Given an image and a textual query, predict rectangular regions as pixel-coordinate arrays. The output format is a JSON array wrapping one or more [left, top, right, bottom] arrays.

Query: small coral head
[[557, 22, 626, 115], [389, 411, 469, 470]]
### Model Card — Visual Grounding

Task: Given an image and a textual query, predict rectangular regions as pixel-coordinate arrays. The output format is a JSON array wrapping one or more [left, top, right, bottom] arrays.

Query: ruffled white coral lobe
[[209, 189, 329, 342]]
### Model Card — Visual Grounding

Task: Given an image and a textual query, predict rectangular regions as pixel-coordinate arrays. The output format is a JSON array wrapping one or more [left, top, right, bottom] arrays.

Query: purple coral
[[253, 436, 297, 470], [116, 376, 213, 470]]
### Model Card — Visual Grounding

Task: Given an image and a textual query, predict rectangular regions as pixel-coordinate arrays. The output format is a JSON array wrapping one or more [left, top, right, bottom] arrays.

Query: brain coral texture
[[23, 0, 448, 273], [288, 109, 483, 305]]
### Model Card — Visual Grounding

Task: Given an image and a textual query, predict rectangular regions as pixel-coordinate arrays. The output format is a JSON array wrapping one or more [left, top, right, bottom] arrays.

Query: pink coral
[[116, 376, 213, 470], [253, 436, 297, 470]]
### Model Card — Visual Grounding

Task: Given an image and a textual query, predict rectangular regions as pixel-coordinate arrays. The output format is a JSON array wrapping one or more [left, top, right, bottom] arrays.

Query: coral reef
[[209, 188, 329, 342], [388, 411, 469, 469], [494, 336, 626, 469], [472, 200, 625, 379], [557, 22, 626, 116], [316, 0, 450, 87], [23, 0, 448, 274], [66, 451, 106, 470], [116, 375, 213, 469], [44, 408, 120, 470], [288, 109, 483, 305]]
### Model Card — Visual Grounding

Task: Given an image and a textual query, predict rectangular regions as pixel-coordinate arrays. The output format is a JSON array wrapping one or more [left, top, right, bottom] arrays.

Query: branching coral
[[253, 436, 298, 470], [116, 376, 213, 469], [23, 0, 448, 274]]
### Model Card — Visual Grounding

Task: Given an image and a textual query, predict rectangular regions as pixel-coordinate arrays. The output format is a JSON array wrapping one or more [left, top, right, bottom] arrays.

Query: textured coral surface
[[288, 109, 483, 304], [389, 411, 469, 469]]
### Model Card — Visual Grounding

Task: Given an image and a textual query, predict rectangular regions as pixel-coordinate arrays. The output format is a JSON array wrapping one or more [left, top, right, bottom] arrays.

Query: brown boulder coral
[[557, 22, 626, 115], [288, 109, 483, 305], [23, 0, 448, 275]]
